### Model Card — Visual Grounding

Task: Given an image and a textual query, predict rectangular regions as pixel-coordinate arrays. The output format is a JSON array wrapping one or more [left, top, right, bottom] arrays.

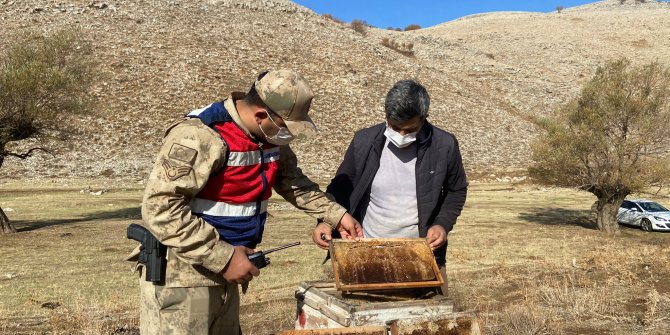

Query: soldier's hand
[[336, 212, 363, 240], [312, 222, 333, 250], [426, 225, 447, 251], [221, 246, 260, 284]]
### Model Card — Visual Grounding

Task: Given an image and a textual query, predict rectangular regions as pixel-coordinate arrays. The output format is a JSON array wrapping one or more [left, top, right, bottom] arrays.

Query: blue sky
[[292, 0, 601, 29]]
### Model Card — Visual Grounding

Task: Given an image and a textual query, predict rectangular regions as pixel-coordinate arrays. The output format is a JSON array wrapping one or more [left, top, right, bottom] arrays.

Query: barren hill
[[1, 0, 669, 181]]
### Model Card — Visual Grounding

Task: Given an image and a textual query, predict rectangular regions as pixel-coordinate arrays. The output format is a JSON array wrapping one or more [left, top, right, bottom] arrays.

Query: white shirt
[[362, 139, 419, 238]]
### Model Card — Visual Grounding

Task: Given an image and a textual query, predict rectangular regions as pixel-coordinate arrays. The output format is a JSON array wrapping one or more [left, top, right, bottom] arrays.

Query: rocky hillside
[[1, 0, 669, 181]]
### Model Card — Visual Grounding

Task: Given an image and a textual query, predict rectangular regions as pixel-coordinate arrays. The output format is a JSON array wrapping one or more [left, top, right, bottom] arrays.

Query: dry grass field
[[1, 179, 669, 334]]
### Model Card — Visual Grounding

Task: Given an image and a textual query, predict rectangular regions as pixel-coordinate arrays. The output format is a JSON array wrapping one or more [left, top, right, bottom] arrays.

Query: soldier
[[128, 70, 362, 335]]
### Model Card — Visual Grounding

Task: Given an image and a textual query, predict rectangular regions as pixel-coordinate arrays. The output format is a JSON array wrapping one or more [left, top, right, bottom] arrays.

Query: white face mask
[[384, 124, 418, 148], [259, 110, 295, 146]]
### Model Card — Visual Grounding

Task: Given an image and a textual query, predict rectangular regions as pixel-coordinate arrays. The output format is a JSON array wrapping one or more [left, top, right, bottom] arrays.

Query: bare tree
[[530, 59, 670, 234], [0, 29, 95, 233]]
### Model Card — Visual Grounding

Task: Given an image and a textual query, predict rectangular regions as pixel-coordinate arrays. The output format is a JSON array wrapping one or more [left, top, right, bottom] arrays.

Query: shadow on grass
[[518, 208, 598, 230], [12, 207, 141, 232]]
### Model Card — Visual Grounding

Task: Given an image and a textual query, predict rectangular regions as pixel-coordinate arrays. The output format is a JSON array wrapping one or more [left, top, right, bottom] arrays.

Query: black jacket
[[327, 121, 468, 265]]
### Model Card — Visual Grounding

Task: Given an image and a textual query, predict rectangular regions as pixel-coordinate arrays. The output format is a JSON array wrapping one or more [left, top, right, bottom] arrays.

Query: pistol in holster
[[127, 223, 167, 285]]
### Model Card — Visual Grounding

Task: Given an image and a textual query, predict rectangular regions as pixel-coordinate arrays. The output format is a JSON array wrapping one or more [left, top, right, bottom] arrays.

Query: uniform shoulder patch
[[162, 159, 192, 181], [168, 143, 197, 164]]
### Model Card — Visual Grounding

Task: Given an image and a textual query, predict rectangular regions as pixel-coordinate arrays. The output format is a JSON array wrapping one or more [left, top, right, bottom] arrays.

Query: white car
[[617, 199, 670, 232]]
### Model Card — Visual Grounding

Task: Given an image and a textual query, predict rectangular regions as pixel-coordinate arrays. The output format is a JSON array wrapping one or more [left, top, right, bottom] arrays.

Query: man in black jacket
[[314, 80, 468, 295]]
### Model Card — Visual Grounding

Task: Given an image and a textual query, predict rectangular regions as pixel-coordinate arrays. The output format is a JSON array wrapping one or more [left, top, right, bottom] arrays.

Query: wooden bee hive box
[[294, 281, 453, 330]]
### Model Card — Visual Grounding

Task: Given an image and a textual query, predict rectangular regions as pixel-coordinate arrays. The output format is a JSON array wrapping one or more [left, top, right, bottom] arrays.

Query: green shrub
[[530, 59, 670, 233], [0, 28, 95, 232], [0, 28, 95, 166]]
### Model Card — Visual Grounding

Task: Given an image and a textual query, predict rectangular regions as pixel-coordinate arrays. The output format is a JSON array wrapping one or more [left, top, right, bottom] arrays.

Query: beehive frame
[[329, 238, 444, 291]]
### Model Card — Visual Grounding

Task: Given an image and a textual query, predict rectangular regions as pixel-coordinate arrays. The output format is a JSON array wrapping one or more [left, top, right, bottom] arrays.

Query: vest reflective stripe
[[227, 147, 280, 167], [190, 198, 268, 216]]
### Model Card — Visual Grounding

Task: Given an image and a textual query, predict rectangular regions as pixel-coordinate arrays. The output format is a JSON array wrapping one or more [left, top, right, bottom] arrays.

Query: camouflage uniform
[[128, 72, 347, 334]]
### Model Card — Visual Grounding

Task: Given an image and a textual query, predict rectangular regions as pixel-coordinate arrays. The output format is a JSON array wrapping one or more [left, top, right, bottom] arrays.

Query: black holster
[[127, 223, 167, 284]]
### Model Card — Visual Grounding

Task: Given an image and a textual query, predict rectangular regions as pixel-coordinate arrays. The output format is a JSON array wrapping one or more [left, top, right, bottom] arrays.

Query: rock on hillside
[[1, 0, 668, 181]]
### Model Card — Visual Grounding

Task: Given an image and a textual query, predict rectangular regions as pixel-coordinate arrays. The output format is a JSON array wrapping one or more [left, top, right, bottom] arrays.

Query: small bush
[[0, 28, 95, 164], [350, 19, 368, 35], [404, 24, 421, 31], [322, 13, 343, 24], [380, 37, 415, 57], [556, 5, 564, 13]]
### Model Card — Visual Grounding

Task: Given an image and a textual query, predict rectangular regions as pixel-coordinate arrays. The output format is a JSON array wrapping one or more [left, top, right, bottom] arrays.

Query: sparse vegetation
[[556, 5, 564, 13], [404, 24, 422, 31], [631, 38, 650, 48], [2, 181, 670, 334], [530, 59, 670, 234], [642, 289, 660, 326], [493, 304, 557, 334], [322, 13, 343, 24], [381, 37, 415, 57], [0, 29, 95, 234], [386, 24, 422, 32], [350, 19, 368, 36]]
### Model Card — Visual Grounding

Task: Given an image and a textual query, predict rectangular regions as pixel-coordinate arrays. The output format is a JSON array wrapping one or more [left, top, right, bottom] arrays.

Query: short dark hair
[[244, 71, 269, 108], [384, 80, 430, 122]]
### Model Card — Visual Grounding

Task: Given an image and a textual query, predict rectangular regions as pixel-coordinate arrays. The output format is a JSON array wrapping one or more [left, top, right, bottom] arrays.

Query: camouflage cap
[[255, 70, 317, 139]]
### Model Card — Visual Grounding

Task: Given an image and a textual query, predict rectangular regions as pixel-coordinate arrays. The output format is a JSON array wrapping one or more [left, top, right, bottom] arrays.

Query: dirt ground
[[1, 179, 670, 334]]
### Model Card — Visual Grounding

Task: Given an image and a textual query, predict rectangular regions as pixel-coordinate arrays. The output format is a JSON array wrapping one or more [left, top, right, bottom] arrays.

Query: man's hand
[[312, 222, 333, 250], [221, 246, 260, 284], [336, 212, 363, 240], [426, 225, 447, 251]]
